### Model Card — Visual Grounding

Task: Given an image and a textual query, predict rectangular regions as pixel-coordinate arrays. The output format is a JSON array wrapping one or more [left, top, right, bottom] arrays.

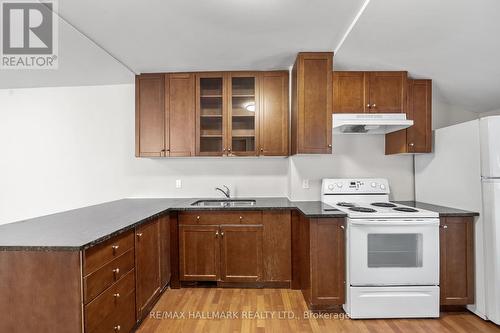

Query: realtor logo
[[1, 0, 58, 69]]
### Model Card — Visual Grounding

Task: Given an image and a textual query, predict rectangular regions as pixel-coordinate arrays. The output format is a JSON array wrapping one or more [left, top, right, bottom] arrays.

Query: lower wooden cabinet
[[178, 210, 291, 285], [440, 216, 474, 305], [220, 225, 263, 282], [298, 215, 345, 310], [135, 219, 162, 320], [179, 225, 220, 281]]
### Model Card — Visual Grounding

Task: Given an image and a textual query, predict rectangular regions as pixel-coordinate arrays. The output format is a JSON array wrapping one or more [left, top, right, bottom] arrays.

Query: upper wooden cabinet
[[291, 52, 333, 154], [333, 71, 407, 114], [386, 79, 432, 154], [135, 74, 165, 157], [166, 73, 196, 156], [135, 73, 196, 157], [259, 71, 289, 156]]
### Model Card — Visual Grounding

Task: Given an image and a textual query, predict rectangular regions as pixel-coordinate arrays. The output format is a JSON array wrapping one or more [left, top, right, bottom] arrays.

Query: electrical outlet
[[302, 179, 310, 189], [175, 179, 182, 188]]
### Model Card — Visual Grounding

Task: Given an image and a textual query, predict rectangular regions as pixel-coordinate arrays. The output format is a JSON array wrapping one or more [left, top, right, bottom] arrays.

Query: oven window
[[367, 233, 423, 268]]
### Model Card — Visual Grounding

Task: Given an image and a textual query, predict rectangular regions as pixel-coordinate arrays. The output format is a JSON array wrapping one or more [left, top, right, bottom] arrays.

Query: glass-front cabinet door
[[228, 73, 259, 156], [196, 73, 227, 156]]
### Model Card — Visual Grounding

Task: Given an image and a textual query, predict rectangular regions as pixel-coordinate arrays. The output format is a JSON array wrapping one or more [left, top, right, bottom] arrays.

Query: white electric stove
[[321, 178, 440, 319]]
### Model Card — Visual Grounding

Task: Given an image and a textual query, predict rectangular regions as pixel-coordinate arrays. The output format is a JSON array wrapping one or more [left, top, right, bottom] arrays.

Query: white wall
[[0, 84, 415, 224], [288, 135, 415, 201]]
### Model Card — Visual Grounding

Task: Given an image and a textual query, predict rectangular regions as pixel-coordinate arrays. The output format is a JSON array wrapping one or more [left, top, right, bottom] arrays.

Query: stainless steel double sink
[[190, 199, 256, 207]]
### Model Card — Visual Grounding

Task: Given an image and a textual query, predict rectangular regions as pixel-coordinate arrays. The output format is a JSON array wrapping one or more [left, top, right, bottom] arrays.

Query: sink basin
[[190, 199, 256, 207]]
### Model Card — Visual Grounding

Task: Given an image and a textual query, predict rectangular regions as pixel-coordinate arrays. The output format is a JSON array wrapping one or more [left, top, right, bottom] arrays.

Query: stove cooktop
[[328, 201, 439, 219]]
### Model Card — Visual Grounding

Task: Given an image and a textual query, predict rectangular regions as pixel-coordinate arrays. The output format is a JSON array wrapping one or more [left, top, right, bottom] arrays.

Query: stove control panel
[[322, 178, 390, 195]]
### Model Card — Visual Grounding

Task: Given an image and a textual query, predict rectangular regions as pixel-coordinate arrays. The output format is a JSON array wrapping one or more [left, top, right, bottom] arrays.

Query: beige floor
[[137, 288, 500, 333]]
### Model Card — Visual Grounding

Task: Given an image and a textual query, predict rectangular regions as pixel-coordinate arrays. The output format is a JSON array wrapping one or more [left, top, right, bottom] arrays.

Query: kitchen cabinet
[[440, 217, 474, 305], [135, 219, 161, 320], [177, 210, 291, 285], [259, 71, 289, 156], [135, 74, 165, 157], [220, 225, 263, 282], [333, 71, 407, 114], [386, 79, 432, 154], [291, 52, 333, 154], [165, 73, 196, 156], [136, 73, 196, 157], [298, 216, 345, 310], [179, 224, 221, 281], [159, 215, 171, 288]]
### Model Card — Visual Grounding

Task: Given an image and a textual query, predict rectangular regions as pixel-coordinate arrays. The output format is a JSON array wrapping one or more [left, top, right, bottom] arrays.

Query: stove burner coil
[[337, 202, 356, 207], [349, 207, 377, 213], [393, 207, 419, 212], [371, 202, 397, 208]]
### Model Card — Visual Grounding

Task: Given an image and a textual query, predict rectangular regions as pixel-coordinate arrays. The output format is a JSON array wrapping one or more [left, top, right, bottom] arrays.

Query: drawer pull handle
[[111, 245, 119, 254], [114, 325, 121, 332], [112, 268, 120, 276], [136, 233, 143, 238], [113, 293, 120, 298]]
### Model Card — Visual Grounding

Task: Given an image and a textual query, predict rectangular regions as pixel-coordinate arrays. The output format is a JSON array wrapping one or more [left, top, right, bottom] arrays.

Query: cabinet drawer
[[179, 211, 262, 225], [88, 289, 136, 333], [85, 269, 135, 333], [84, 230, 134, 276], [84, 250, 135, 303]]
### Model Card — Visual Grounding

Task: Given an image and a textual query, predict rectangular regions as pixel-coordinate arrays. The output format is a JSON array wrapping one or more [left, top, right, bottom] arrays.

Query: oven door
[[348, 218, 439, 286]]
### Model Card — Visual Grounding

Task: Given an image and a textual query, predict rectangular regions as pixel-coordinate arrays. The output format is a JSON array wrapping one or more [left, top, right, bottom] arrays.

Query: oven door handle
[[349, 219, 440, 226]]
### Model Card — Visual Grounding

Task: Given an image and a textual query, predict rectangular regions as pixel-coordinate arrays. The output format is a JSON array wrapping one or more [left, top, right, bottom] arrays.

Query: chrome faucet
[[215, 185, 230, 198]]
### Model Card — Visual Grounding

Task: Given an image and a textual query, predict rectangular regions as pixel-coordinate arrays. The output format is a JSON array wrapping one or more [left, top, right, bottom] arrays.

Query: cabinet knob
[[328, 144, 332, 148], [112, 268, 120, 275], [366, 104, 371, 108], [113, 293, 120, 298], [260, 148, 263, 152], [136, 233, 143, 238], [196, 216, 200, 221], [239, 216, 243, 221], [409, 142, 415, 147], [340, 225, 345, 230], [111, 245, 119, 254], [215, 230, 219, 237], [440, 225, 448, 229], [221, 231, 224, 237], [372, 104, 376, 108], [114, 325, 121, 332]]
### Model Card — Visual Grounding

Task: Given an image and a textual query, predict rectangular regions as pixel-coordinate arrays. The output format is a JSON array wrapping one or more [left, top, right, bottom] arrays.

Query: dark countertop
[[0, 198, 477, 251], [395, 201, 480, 217], [0, 197, 344, 251]]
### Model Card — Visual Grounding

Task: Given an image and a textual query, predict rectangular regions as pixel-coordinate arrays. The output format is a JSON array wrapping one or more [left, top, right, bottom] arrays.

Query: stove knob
[[380, 184, 386, 190], [371, 182, 377, 188], [328, 184, 334, 190], [337, 183, 343, 188]]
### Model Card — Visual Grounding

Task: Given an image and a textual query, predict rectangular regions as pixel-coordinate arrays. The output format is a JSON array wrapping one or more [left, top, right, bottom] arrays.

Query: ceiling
[[1, 0, 499, 113], [55, 0, 365, 73], [334, 0, 500, 113]]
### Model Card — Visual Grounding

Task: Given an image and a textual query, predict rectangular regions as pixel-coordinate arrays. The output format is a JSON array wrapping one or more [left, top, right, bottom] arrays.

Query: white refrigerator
[[415, 117, 500, 324], [479, 116, 500, 325]]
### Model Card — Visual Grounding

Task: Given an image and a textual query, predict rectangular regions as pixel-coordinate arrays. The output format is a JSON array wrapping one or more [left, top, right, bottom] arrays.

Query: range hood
[[333, 113, 414, 134]]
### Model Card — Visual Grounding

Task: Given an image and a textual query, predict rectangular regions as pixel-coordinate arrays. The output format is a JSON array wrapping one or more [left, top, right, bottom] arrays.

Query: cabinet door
[[135, 219, 161, 319], [292, 52, 333, 154], [220, 225, 263, 282], [179, 225, 220, 281], [440, 217, 474, 305], [159, 215, 171, 289], [196, 73, 227, 156], [407, 79, 432, 153], [259, 71, 289, 156], [135, 74, 165, 157], [263, 211, 291, 282], [166, 73, 195, 156], [368, 71, 407, 113], [228, 72, 259, 156], [333, 72, 367, 113], [310, 218, 345, 305]]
